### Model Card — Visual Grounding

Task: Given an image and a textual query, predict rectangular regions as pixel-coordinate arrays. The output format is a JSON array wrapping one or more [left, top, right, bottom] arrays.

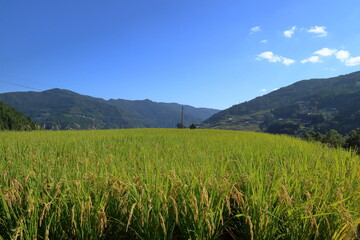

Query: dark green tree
[[304, 132, 324, 142], [322, 129, 345, 148], [345, 128, 360, 153], [266, 120, 300, 135]]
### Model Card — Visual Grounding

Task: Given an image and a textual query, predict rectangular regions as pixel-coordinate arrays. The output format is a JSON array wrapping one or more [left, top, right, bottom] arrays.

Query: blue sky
[[1, 0, 360, 109]]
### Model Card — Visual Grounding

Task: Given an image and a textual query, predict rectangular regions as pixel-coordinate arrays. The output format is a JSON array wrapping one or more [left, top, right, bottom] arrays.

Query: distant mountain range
[[204, 70, 360, 135], [4, 70, 360, 134], [0, 89, 219, 130], [108, 98, 219, 128]]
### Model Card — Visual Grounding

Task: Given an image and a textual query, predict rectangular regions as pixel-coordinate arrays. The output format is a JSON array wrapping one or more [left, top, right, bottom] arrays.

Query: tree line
[[304, 128, 360, 154]]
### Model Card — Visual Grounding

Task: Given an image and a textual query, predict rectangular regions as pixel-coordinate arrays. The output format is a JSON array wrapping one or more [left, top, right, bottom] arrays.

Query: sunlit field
[[0, 129, 359, 239]]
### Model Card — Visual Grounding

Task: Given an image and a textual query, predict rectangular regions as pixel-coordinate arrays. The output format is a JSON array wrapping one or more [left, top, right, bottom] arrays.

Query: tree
[[322, 129, 345, 148], [189, 124, 196, 129], [266, 120, 299, 135], [260, 113, 275, 130], [304, 132, 324, 142], [345, 128, 360, 153]]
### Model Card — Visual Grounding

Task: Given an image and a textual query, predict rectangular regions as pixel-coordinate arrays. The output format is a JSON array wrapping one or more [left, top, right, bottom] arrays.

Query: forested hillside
[[108, 99, 219, 128], [0, 89, 139, 130], [0, 89, 219, 130], [0, 101, 36, 130], [204, 71, 360, 135]]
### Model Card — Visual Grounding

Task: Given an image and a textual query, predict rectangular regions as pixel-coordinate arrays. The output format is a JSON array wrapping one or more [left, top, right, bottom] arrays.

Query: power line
[[0, 80, 132, 120], [0, 73, 133, 120], [0, 79, 42, 91], [0, 72, 53, 88]]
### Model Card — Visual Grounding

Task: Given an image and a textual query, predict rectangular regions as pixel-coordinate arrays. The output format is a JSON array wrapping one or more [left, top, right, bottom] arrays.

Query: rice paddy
[[0, 129, 359, 239]]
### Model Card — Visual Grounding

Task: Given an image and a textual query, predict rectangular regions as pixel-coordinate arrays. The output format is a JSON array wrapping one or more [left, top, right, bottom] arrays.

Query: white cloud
[[345, 56, 360, 66], [250, 26, 261, 34], [283, 26, 296, 38], [282, 58, 296, 66], [335, 50, 360, 66], [257, 51, 281, 63], [335, 50, 351, 62], [308, 26, 327, 37], [260, 89, 267, 93], [301, 56, 323, 64], [260, 39, 268, 44], [314, 48, 337, 57], [257, 51, 295, 66]]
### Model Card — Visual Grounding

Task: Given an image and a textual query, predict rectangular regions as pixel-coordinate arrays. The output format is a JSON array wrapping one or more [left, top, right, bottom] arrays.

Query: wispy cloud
[[301, 56, 323, 64], [314, 48, 337, 57], [260, 39, 268, 44], [307, 26, 327, 37], [257, 51, 295, 66], [260, 88, 267, 93], [283, 26, 296, 38], [324, 67, 337, 71], [250, 26, 261, 34]]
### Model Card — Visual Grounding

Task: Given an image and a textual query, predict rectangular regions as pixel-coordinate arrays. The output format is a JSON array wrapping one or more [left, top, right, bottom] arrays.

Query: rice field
[[0, 129, 359, 239]]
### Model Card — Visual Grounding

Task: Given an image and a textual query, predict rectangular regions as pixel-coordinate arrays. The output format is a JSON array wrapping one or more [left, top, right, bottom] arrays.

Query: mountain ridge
[[0, 88, 219, 130], [204, 70, 360, 135]]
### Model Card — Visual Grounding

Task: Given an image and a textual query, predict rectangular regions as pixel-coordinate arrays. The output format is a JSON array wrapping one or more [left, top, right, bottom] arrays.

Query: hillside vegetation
[[204, 71, 360, 135], [0, 129, 359, 239], [0, 101, 36, 130], [0, 89, 219, 130], [108, 99, 219, 128]]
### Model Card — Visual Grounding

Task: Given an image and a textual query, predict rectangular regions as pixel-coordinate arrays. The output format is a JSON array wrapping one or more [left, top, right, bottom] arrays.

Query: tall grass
[[0, 129, 359, 239]]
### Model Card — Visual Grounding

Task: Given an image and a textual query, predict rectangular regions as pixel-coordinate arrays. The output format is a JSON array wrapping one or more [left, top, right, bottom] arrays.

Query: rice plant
[[0, 129, 359, 239]]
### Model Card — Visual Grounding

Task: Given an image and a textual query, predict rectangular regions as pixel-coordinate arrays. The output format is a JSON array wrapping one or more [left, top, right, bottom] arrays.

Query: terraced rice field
[[0, 129, 359, 239]]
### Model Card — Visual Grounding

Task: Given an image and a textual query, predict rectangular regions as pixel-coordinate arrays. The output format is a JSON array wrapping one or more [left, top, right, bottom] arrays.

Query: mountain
[[108, 99, 219, 128], [204, 70, 360, 135], [0, 101, 37, 130], [0, 89, 141, 130], [0, 89, 219, 130]]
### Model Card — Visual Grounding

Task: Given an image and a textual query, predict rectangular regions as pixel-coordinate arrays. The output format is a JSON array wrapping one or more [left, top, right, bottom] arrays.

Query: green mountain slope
[[204, 70, 360, 134], [0, 89, 219, 130], [0, 101, 37, 130], [0, 89, 140, 130], [108, 99, 219, 128]]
